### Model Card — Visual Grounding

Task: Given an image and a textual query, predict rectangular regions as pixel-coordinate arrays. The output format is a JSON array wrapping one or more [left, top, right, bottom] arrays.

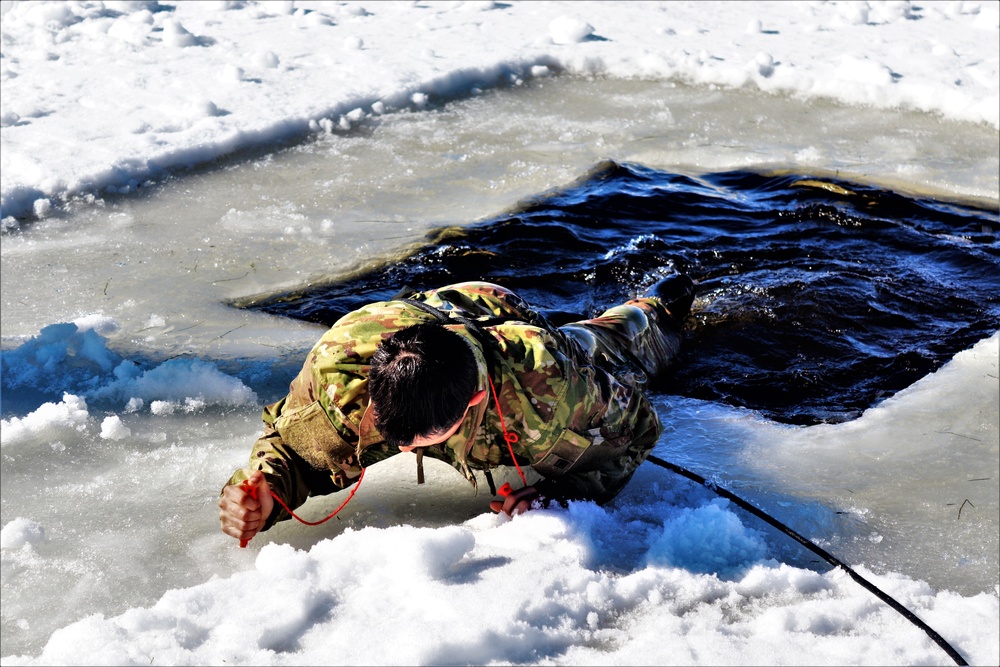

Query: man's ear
[[468, 389, 488, 407]]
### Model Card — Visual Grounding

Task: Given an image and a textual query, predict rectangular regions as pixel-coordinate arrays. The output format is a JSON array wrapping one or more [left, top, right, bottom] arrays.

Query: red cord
[[487, 375, 528, 488], [239, 468, 365, 547]]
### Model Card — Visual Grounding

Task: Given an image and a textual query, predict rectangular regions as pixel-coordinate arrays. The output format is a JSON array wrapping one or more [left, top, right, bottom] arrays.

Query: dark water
[[245, 162, 1000, 425]]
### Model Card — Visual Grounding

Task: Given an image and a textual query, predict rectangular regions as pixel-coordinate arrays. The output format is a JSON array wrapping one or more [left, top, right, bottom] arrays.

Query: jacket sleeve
[[421, 282, 551, 327], [531, 361, 662, 506], [224, 419, 339, 531], [223, 358, 369, 531]]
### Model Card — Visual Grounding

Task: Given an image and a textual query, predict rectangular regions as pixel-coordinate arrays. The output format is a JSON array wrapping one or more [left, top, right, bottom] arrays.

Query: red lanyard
[[487, 375, 528, 490], [239, 468, 365, 548]]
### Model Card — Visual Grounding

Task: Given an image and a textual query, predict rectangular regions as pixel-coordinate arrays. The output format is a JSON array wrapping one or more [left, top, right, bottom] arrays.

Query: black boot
[[647, 274, 695, 322]]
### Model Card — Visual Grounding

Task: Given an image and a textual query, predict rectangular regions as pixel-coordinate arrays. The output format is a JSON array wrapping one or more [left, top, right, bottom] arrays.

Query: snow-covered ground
[[3, 0, 997, 223], [2, 2, 998, 665]]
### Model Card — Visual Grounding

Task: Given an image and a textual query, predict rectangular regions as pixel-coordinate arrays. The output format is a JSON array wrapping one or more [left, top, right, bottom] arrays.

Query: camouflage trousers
[[559, 297, 684, 389], [422, 282, 685, 387]]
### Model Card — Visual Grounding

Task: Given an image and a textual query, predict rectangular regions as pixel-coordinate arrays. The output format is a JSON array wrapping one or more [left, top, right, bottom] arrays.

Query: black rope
[[644, 454, 968, 666]]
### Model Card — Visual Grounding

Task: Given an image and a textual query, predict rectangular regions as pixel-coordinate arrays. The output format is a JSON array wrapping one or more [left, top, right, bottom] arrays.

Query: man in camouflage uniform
[[220, 277, 694, 543]]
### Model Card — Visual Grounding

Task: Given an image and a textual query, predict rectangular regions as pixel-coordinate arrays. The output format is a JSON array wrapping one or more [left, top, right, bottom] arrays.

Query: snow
[[0, 320, 258, 421], [0, 393, 89, 446], [548, 15, 595, 45], [0, 518, 46, 550], [1, 1, 998, 665], [2, 0, 998, 223]]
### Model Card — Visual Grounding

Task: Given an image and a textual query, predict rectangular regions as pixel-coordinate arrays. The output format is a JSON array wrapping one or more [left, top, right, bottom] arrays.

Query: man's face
[[394, 387, 488, 453], [396, 410, 467, 453]]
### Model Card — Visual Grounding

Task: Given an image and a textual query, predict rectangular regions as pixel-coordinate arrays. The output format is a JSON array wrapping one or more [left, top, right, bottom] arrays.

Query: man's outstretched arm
[[220, 425, 338, 538]]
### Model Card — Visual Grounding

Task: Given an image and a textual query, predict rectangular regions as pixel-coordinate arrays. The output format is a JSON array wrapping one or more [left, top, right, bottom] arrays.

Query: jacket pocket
[[273, 400, 356, 472], [532, 428, 590, 477]]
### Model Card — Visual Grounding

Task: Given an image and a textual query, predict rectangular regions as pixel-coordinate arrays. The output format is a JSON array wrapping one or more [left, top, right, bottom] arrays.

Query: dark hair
[[368, 322, 479, 447]]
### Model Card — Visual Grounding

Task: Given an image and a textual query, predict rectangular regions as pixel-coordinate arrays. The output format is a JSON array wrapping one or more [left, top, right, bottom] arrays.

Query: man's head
[[369, 322, 484, 449]]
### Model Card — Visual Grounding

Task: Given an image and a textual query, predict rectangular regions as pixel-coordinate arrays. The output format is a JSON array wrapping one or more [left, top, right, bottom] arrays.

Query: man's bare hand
[[489, 485, 543, 517], [218, 470, 274, 544]]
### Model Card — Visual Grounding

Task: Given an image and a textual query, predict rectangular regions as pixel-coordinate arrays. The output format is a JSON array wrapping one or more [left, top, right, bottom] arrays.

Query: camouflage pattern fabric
[[225, 282, 685, 529]]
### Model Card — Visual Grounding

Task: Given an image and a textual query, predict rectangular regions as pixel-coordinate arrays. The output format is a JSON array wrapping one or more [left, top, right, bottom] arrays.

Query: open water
[[244, 162, 1000, 426]]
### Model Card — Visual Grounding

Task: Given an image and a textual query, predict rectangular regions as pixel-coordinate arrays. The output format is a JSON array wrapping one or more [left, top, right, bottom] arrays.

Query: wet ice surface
[[2, 77, 999, 664], [2, 77, 997, 356]]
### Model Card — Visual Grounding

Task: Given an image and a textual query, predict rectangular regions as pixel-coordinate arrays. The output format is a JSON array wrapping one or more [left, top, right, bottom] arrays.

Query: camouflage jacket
[[227, 282, 662, 528]]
